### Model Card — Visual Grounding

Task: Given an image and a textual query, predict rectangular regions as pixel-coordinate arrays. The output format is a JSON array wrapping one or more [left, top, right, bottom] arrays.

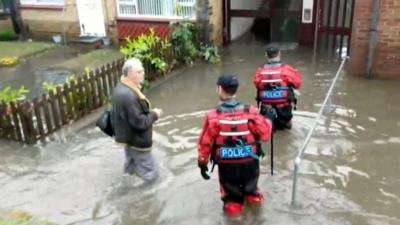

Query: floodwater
[[0, 45, 89, 98], [1, 35, 400, 225]]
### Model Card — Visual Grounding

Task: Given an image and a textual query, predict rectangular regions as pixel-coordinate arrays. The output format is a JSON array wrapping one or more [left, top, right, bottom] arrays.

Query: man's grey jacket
[[111, 82, 158, 149]]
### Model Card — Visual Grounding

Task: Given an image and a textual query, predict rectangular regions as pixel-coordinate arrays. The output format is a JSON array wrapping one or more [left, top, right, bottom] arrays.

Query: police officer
[[253, 46, 302, 130], [198, 75, 272, 217]]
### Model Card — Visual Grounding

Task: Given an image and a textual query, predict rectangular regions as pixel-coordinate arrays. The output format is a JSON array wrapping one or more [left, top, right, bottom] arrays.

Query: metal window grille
[[117, 0, 196, 20]]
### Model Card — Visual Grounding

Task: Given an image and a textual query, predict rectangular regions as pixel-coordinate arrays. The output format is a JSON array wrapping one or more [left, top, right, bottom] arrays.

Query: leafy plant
[[84, 67, 91, 78], [0, 86, 29, 103], [150, 58, 167, 72], [201, 45, 221, 64], [0, 30, 16, 41], [170, 21, 201, 64], [120, 29, 171, 74], [65, 73, 78, 86], [141, 79, 150, 92], [42, 82, 58, 94]]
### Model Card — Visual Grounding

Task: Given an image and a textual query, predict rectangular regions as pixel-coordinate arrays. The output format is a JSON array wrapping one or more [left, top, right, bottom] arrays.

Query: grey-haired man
[[111, 58, 163, 183]]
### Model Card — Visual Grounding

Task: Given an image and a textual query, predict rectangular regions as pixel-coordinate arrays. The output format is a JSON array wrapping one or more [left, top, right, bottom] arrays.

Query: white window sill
[[20, 4, 64, 10]]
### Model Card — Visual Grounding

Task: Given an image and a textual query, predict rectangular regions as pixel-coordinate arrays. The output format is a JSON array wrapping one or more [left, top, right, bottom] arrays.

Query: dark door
[[223, 0, 302, 45], [270, 0, 302, 42], [318, 0, 355, 56]]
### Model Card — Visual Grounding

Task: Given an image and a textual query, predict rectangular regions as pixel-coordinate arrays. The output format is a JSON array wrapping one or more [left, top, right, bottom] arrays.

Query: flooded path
[[1, 36, 400, 225]]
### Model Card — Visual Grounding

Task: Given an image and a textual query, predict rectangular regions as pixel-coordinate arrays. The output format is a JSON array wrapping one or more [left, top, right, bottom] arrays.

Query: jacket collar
[[218, 98, 240, 108], [265, 58, 282, 67], [121, 76, 151, 108]]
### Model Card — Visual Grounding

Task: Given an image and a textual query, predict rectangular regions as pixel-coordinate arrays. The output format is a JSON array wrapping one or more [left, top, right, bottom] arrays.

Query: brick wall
[[348, 0, 400, 78]]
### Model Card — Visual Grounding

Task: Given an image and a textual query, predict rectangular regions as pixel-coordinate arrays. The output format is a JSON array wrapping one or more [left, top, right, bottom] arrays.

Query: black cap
[[216, 74, 239, 88], [265, 45, 279, 58]]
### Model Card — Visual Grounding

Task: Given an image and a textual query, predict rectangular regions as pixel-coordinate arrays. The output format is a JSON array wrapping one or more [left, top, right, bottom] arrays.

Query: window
[[20, 0, 64, 6], [0, 0, 10, 14], [117, 0, 196, 20]]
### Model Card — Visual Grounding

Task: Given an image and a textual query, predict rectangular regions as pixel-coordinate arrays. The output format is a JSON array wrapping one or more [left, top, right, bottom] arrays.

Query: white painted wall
[[230, 0, 264, 40]]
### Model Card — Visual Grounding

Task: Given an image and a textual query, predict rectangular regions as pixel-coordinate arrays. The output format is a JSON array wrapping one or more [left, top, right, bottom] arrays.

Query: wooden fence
[[0, 44, 177, 144]]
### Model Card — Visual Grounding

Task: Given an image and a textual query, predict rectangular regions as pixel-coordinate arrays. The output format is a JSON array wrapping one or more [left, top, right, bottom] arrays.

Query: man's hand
[[293, 89, 300, 97], [198, 164, 210, 180], [153, 108, 163, 118], [256, 142, 265, 159]]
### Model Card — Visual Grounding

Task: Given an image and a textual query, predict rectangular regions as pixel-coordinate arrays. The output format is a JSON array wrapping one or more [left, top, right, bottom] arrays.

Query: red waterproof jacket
[[253, 63, 302, 107], [198, 99, 272, 165]]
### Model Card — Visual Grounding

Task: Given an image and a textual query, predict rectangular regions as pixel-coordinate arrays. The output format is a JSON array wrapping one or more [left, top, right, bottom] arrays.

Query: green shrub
[[171, 22, 221, 65], [0, 30, 16, 41], [0, 86, 29, 103], [120, 29, 171, 74], [141, 79, 150, 92], [42, 82, 58, 94], [201, 45, 221, 64], [170, 22, 201, 64]]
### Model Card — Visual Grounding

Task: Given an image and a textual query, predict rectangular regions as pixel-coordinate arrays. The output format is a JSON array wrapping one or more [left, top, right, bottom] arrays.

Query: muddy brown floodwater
[[1, 35, 399, 225]]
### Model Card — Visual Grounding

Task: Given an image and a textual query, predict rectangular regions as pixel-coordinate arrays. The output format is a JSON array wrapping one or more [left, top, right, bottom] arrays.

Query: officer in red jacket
[[253, 46, 302, 130], [198, 75, 272, 217]]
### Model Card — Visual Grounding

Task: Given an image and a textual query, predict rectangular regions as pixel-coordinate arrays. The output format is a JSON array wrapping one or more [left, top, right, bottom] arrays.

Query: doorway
[[223, 0, 302, 45], [76, 0, 106, 37]]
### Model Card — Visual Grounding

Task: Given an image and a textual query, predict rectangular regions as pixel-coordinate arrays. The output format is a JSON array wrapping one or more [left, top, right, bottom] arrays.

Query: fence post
[[48, 90, 61, 130], [115, 59, 123, 84], [82, 72, 92, 113], [94, 68, 103, 107], [108, 61, 115, 90], [102, 64, 110, 99], [9, 101, 22, 141], [19, 101, 36, 144], [89, 70, 98, 109], [63, 82, 74, 121], [76, 76, 85, 118], [41, 94, 53, 134], [0, 102, 14, 140], [56, 86, 68, 125], [32, 98, 45, 142], [0, 103, 5, 138]]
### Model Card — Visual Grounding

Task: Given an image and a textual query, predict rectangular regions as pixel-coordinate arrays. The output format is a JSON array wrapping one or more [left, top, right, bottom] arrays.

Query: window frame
[[116, 0, 196, 21]]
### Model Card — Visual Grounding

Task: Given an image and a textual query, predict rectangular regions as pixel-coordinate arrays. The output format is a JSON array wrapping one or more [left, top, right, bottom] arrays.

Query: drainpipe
[[8, 0, 25, 39], [366, 0, 380, 79]]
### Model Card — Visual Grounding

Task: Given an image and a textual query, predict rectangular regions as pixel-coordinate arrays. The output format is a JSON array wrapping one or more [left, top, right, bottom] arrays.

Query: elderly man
[[111, 58, 163, 183]]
